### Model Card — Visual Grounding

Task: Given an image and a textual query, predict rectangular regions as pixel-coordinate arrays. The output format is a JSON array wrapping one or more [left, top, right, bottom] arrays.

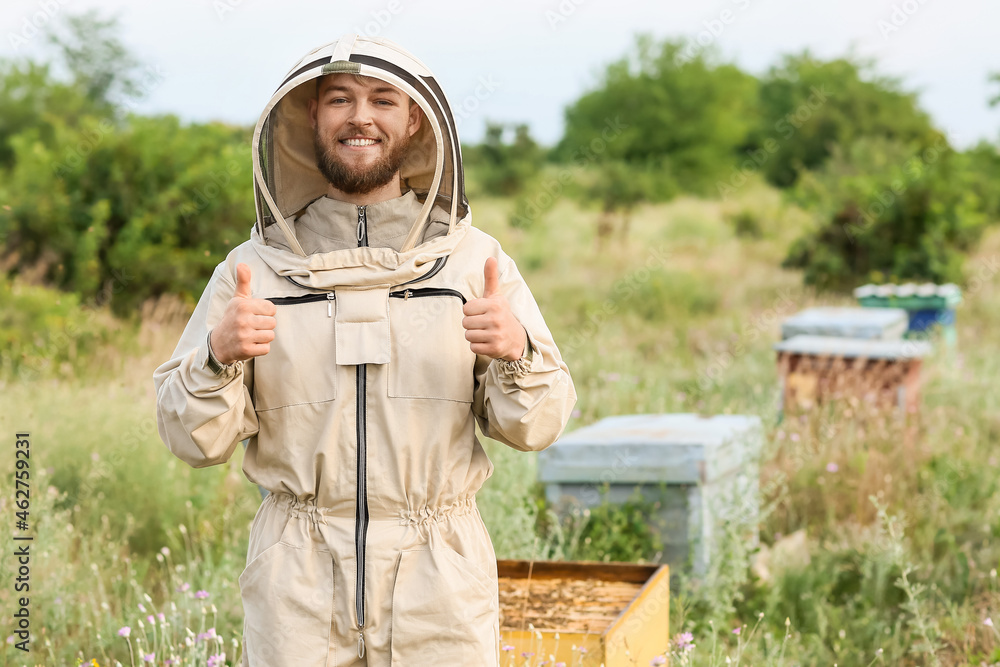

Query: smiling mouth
[[340, 138, 381, 147]]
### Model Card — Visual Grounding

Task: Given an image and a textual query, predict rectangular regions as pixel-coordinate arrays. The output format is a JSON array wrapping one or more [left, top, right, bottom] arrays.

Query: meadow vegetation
[[4, 183, 1000, 665], [2, 11, 1000, 667]]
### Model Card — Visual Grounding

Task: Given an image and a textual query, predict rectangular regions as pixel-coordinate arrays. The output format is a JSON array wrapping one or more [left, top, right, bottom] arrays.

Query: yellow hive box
[[497, 559, 670, 666]]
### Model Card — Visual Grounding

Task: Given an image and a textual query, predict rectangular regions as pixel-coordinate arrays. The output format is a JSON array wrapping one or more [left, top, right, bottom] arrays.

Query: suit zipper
[[267, 292, 336, 317], [356, 203, 368, 247], [355, 205, 369, 659], [273, 208, 459, 658], [267, 286, 465, 308], [389, 287, 467, 305]]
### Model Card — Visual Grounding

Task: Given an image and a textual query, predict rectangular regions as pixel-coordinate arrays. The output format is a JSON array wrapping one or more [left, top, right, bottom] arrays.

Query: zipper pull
[[358, 631, 365, 659], [327, 292, 335, 317], [356, 205, 367, 245], [404, 289, 411, 300]]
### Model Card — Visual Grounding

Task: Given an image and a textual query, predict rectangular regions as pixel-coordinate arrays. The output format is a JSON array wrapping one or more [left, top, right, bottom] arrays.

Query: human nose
[[348, 100, 375, 128]]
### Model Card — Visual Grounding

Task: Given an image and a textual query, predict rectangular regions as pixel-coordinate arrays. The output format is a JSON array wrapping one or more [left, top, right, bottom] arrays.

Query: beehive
[[538, 414, 762, 575], [498, 559, 669, 667], [780, 306, 909, 340], [854, 283, 962, 347], [774, 335, 933, 414]]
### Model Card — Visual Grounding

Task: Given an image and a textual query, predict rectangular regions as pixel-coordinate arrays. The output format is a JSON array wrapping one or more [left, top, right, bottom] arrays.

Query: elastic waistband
[[398, 496, 477, 525], [266, 491, 478, 527]]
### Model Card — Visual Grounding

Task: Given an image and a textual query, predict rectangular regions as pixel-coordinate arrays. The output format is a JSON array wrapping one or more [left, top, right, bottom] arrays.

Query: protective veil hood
[[250, 34, 470, 288]]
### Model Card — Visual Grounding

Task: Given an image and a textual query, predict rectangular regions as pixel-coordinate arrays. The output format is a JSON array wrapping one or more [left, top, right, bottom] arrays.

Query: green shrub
[[783, 137, 986, 290], [0, 113, 253, 315], [964, 140, 1000, 223], [467, 122, 542, 197], [0, 277, 129, 381], [534, 485, 666, 563], [727, 208, 765, 238]]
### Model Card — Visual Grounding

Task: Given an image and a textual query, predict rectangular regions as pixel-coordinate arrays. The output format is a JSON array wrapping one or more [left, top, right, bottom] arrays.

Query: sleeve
[[152, 261, 259, 468], [472, 252, 577, 452]]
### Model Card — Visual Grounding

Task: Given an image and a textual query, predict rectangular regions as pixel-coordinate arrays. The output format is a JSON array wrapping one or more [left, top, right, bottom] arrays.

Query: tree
[[0, 60, 93, 168], [582, 161, 648, 244], [555, 34, 759, 198], [966, 72, 1000, 223], [963, 141, 1000, 223], [753, 52, 941, 188], [44, 9, 150, 113], [0, 9, 154, 169], [474, 121, 543, 197], [0, 10, 253, 313], [0, 112, 254, 313]]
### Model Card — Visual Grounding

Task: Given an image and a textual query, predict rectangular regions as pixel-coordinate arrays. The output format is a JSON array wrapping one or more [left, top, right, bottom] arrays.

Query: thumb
[[483, 257, 500, 298], [234, 263, 253, 299]]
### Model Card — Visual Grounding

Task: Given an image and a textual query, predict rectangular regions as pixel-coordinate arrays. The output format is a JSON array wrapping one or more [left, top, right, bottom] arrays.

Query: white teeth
[[342, 138, 378, 147]]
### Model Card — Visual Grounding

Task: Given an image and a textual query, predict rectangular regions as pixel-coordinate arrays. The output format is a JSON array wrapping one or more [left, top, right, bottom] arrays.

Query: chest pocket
[[388, 287, 475, 403], [252, 293, 337, 411]]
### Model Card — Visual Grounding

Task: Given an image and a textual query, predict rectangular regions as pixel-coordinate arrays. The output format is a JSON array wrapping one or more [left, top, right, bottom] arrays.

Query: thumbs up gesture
[[210, 263, 278, 365], [462, 257, 527, 361]]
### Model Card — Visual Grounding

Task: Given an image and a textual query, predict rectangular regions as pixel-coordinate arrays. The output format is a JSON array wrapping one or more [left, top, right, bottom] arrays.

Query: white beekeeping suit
[[153, 34, 577, 666]]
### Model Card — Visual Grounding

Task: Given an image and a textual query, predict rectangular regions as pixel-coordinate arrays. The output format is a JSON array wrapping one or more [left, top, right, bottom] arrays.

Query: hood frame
[[250, 34, 469, 258]]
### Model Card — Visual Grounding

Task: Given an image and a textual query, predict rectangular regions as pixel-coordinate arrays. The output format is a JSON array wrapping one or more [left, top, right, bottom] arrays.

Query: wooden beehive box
[[498, 560, 669, 667], [538, 414, 762, 575], [774, 335, 933, 414]]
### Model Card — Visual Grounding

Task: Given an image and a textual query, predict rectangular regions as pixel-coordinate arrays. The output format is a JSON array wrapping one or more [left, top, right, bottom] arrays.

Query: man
[[153, 35, 576, 667]]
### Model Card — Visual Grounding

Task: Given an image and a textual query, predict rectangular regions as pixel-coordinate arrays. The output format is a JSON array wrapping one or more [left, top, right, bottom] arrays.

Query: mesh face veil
[[251, 34, 469, 257]]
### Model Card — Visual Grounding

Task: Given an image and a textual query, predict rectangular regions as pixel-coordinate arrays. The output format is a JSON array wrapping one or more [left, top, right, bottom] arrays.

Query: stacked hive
[[774, 306, 932, 415], [854, 282, 962, 348]]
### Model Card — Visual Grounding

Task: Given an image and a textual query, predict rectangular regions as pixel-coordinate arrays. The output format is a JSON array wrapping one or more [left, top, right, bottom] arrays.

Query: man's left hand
[[462, 257, 527, 361]]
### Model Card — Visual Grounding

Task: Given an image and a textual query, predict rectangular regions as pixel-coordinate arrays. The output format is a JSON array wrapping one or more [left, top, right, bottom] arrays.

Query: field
[[2, 178, 1000, 666]]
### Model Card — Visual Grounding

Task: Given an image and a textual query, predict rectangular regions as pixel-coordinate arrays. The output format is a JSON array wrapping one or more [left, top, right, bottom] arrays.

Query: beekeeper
[[153, 34, 577, 667]]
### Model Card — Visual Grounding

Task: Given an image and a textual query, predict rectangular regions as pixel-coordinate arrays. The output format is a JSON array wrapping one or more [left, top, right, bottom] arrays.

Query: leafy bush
[[533, 485, 666, 563], [726, 208, 765, 239], [0, 277, 129, 381], [782, 137, 986, 290], [0, 12, 254, 314], [0, 113, 254, 314], [572, 486, 666, 562]]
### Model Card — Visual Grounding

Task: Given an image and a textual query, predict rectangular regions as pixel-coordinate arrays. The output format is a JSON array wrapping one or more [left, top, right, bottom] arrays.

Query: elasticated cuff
[[204, 329, 242, 381]]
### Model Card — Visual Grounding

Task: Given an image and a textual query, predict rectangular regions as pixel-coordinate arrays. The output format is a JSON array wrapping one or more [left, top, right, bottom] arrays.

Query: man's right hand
[[210, 263, 277, 365]]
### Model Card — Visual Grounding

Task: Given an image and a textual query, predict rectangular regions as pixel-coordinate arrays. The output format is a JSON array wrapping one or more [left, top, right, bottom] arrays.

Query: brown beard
[[313, 126, 411, 195]]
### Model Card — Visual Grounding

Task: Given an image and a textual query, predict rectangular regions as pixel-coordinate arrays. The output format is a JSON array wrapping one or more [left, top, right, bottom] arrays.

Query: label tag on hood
[[334, 286, 391, 365]]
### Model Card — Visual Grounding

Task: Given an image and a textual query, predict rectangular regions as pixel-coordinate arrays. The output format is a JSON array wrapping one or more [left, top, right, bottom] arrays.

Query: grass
[[2, 177, 1000, 665]]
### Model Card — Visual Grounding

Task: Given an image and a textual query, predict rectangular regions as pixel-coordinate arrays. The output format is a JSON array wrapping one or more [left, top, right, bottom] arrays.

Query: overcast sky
[[2, 0, 999, 148]]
